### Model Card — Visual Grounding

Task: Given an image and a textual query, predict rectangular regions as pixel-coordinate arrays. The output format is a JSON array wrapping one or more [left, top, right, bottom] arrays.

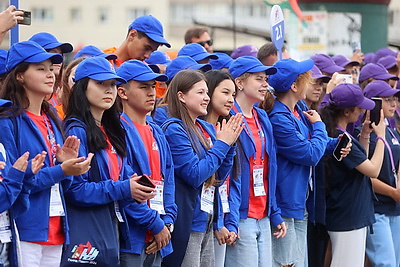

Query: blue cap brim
[[0, 99, 12, 107], [134, 73, 168, 82], [44, 42, 73, 53], [190, 63, 212, 72], [146, 33, 171, 48], [193, 53, 218, 62], [90, 73, 126, 84], [298, 59, 315, 74], [26, 53, 63, 65], [247, 65, 277, 75]]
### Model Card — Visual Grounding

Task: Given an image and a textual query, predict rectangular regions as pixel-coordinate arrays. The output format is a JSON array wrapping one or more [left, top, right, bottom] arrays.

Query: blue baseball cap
[[145, 51, 171, 65], [29, 32, 73, 53], [74, 45, 117, 60], [6, 41, 64, 72], [268, 58, 314, 93], [228, 56, 277, 79], [329, 83, 374, 110], [116, 59, 168, 84], [0, 49, 7, 75], [178, 43, 218, 62], [129, 15, 171, 48], [364, 80, 400, 99], [209, 52, 233, 70], [74, 57, 126, 83], [165, 56, 212, 82]]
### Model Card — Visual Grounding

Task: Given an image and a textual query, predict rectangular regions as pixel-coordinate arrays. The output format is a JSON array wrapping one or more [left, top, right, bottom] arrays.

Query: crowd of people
[[0, 5, 400, 267]]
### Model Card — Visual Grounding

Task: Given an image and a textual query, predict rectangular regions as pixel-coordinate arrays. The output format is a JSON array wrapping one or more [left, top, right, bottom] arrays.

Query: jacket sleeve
[[63, 126, 132, 207], [0, 167, 25, 213], [216, 144, 236, 185], [223, 175, 241, 234], [164, 123, 232, 189], [325, 137, 338, 155], [161, 141, 177, 225], [270, 114, 328, 166]]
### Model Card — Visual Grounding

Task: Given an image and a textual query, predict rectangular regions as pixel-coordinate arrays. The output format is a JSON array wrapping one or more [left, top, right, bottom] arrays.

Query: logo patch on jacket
[[67, 241, 99, 264]]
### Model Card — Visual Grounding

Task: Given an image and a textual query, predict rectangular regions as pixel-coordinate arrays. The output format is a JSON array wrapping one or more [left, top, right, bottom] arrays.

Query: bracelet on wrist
[[376, 136, 385, 143]]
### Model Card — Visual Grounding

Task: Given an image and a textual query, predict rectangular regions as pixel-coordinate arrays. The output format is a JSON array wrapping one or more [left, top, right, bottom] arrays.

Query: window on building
[[99, 7, 109, 24], [32, 8, 54, 22], [70, 8, 82, 22], [128, 8, 149, 21]]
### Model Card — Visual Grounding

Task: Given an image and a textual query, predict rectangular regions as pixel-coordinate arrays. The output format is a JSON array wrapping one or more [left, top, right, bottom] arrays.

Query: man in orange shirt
[[104, 15, 170, 66]]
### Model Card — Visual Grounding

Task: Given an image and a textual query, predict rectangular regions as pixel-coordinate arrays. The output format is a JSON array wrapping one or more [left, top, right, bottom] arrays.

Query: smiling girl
[[161, 70, 241, 267], [0, 41, 92, 267]]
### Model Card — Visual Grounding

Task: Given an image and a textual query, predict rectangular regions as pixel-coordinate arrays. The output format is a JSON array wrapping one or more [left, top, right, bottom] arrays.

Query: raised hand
[[61, 153, 93, 176], [216, 113, 243, 146], [56, 136, 80, 162], [31, 151, 47, 174], [12, 152, 29, 172]]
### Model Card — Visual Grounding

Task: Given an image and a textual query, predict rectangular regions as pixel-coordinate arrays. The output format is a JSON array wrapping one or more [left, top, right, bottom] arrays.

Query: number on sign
[[275, 25, 283, 41]]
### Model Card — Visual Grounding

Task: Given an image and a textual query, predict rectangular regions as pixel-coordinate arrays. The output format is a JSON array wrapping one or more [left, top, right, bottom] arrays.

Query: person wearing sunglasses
[[184, 26, 214, 53]]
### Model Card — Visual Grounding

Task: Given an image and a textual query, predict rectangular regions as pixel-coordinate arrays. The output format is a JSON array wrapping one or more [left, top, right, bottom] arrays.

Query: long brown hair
[[61, 57, 86, 114], [0, 63, 62, 133], [163, 69, 216, 186]]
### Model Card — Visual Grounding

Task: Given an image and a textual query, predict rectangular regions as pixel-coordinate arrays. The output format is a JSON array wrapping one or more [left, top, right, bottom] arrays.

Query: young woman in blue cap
[[362, 80, 400, 267], [160, 70, 241, 267], [202, 70, 241, 267], [266, 58, 329, 267], [320, 83, 385, 267], [0, 40, 92, 267], [61, 56, 156, 266], [0, 98, 46, 267], [225, 56, 286, 267]]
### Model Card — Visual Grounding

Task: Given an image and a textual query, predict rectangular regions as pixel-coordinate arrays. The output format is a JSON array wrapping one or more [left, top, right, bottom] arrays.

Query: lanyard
[[43, 114, 57, 166], [232, 103, 265, 161]]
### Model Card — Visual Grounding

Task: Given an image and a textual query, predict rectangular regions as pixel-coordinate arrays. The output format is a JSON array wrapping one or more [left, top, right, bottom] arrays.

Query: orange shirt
[[246, 114, 269, 219], [103, 47, 124, 67], [26, 111, 64, 245]]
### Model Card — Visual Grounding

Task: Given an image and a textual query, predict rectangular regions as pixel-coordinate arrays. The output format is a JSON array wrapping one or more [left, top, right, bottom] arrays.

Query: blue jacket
[[229, 104, 283, 227], [119, 113, 177, 258], [153, 106, 169, 127], [269, 100, 329, 219], [0, 148, 26, 267], [0, 112, 72, 242], [161, 117, 235, 266]]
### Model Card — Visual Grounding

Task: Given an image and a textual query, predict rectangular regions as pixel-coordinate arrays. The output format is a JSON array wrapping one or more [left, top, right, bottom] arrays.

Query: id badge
[[0, 210, 11, 243], [253, 165, 266, 197], [149, 180, 166, 215], [49, 183, 65, 217], [200, 184, 215, 214], [392, 138, 399, 146], [114, 202, 124, 222], [219, 180, 230, 213]]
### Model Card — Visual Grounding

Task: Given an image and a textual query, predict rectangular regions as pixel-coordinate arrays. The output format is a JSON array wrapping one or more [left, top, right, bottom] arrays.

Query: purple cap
[[311, 54, 345, 74], [332, 55, 360, 68], [268, 59, 314, 93], [0, 49, 7, 75], [310, 65, 331, 83], [209, 52, 233, 70], [228, 56, 277, 79], [29, 32, 73, 53], [178, 43, 218, 62], [329, 83, 375, 110], [74, 45, 117, 60], [145, 51, 171, 65], [6, 41, 63, 72], [129, 15, 170, 48], [231, 45, 258, 59], [364, 53, 376, 64], [374, 48, 397, 63], [359, 63, 399, 83], [377, 56, 397, 70], [116, 59, 167, 85], [74, 57, 126, 84], [364, 80, 400, 99], [165, 56, 212, 81]]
